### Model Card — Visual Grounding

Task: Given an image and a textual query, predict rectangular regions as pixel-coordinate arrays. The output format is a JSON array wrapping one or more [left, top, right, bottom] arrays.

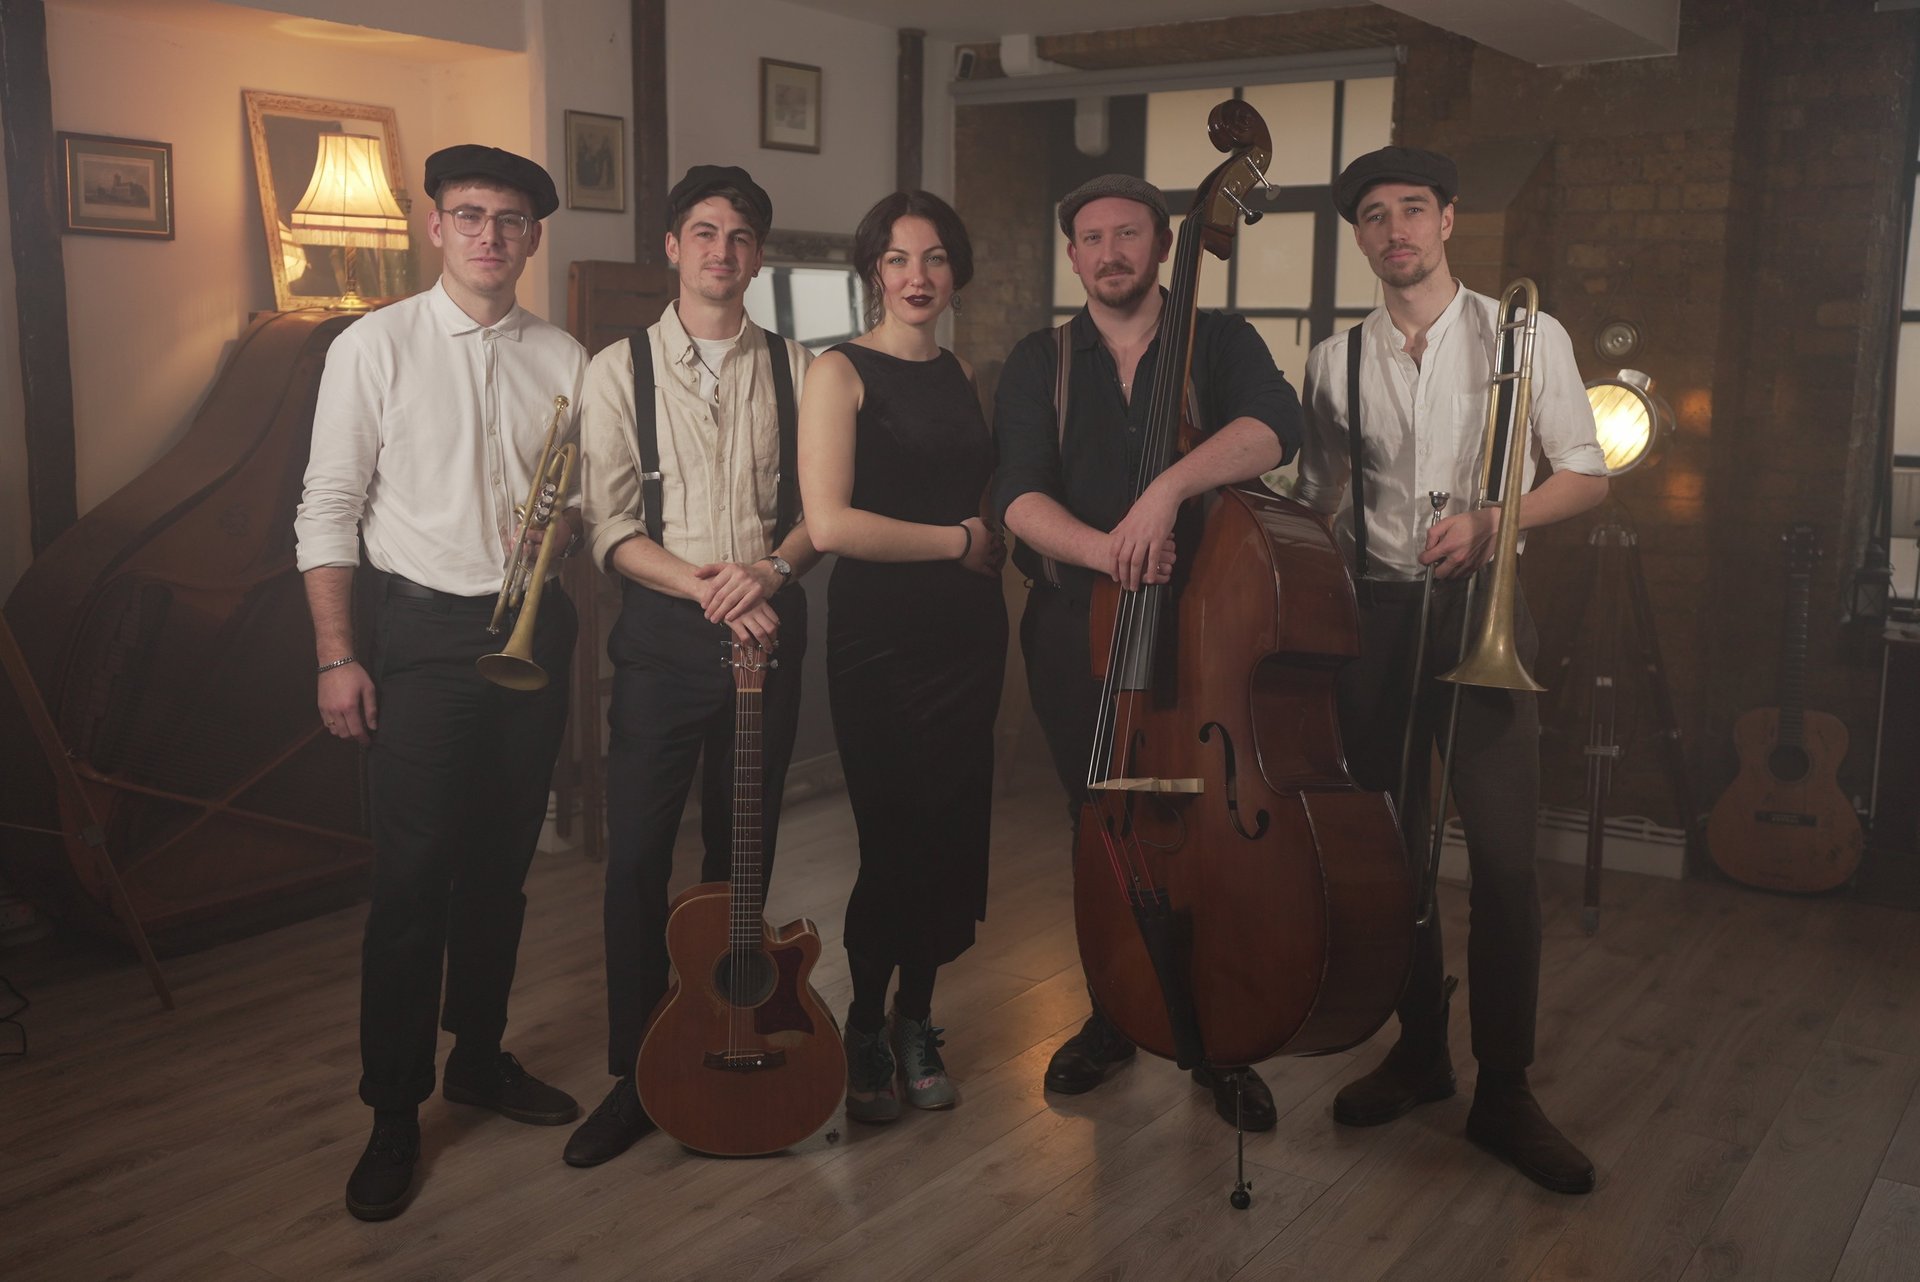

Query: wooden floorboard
[[3, 778, 1919, 1282]]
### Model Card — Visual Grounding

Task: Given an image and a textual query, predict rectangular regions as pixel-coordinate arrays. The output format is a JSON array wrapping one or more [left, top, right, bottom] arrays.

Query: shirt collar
[[1365, 278, 1467, 355], [428, 277, 527, 340], [657, 300, 756, 371]]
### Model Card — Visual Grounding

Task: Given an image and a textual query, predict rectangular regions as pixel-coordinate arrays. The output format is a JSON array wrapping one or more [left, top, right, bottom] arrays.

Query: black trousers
[[359, 577, 575, 1111], [1018, 583, 1101, 819], [601, 580, 807, 1076], [1336, 577, 1542, 1071]]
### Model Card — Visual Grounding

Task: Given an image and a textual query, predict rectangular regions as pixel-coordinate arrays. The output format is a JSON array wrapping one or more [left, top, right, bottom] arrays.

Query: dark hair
[[851, 190, 974, 329], [671, 187, 771, 244]]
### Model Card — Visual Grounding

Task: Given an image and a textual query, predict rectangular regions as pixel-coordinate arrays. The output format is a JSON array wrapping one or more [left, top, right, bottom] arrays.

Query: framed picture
[[565, 110, 625, 212], [760, 59, 822, 155], [59, 132, 173, 239]]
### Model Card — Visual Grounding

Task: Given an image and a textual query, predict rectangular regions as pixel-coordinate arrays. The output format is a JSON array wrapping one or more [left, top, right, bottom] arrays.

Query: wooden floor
[[4, 781, 1920, 1282]]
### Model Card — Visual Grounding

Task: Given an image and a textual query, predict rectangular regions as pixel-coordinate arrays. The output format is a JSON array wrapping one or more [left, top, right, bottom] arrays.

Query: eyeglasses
[[438, 206, 532, 241]]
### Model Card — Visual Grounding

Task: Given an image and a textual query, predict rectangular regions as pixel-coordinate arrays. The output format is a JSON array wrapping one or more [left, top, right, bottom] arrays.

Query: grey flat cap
[[1057, 174, 1170, 237]]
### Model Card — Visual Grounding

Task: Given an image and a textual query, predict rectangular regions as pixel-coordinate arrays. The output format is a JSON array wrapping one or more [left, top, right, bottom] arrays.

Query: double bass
[[1071, 103, 1415, 1186]]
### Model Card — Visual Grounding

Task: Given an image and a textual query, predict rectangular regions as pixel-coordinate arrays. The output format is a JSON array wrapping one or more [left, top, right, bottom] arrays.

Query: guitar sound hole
[[1768, 745, 1811, 783], [710, 950, 777, 1007]]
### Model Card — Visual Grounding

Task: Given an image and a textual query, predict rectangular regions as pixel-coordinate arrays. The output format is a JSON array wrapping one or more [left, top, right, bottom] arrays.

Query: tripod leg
[[1581, 527, 1625, 934], [1623, 535, 1706, 876]]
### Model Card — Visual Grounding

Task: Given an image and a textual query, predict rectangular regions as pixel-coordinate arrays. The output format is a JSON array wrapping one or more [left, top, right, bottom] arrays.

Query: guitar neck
[[730, 680, 764, 950], [1778, 565, 1810, 748]]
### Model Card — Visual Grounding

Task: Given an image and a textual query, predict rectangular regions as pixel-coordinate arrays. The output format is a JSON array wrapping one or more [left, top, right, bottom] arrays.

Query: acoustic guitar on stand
[[1706, 525, 1862, 892], [634, 639, 844, 1155]]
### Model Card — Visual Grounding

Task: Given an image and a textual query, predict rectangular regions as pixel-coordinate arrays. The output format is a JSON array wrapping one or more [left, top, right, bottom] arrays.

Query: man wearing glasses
[[296, 144, 588, 1221]]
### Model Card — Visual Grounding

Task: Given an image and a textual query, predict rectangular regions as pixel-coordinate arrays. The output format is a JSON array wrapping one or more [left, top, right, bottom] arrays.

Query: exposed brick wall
[[954, 0, 1919, 827]]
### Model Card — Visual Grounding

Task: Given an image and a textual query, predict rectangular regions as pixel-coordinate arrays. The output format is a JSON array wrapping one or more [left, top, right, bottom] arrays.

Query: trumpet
[[1410, 278, 1546, 925], [478, 395, 575, 691]]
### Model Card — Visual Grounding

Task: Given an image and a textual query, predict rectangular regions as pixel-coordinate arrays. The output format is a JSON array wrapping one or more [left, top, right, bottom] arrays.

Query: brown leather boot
[[1333, 975, 1457, 1127], [1466, 1068, 1595, 1194]]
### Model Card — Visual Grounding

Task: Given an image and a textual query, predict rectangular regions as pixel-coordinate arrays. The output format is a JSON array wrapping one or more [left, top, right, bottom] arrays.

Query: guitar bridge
[[702, 1050, 787, 1072]]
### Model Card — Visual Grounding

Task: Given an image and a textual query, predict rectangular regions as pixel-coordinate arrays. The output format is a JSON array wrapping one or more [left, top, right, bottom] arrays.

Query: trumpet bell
[[476, 650, 550, 691]]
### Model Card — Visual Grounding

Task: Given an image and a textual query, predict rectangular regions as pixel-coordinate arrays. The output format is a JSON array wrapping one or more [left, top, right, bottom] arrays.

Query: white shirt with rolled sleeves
[[1296, 283, 1606, 582], [293, 279, 589, 597]]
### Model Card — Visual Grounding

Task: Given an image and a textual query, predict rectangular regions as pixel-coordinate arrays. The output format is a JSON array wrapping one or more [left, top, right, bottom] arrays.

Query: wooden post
[[897, 28, 924, 192], [631, 0, 668, 265], [0, 0, 80, 553]]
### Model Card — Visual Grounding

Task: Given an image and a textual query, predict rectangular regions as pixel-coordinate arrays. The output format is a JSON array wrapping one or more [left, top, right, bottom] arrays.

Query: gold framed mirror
[[242, 90, 416, 311]]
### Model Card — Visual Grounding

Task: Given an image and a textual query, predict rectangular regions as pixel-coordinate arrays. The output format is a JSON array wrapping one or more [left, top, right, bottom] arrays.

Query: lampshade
[[289, 134, 408, 250], [1584, 369, 1674, 476]]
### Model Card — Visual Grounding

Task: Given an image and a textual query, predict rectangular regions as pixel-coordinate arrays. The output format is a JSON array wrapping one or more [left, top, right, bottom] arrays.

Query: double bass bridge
[[1089, 777, 1205, 794]]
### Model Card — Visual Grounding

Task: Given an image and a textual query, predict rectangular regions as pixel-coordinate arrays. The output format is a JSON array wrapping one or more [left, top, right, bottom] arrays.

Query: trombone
[[478, 395, 575, 692], [1405, 277, 1546, 926]]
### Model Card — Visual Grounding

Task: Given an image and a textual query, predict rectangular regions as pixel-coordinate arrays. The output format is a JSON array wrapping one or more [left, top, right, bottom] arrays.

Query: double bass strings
[[1088, 211, 1208, 895]]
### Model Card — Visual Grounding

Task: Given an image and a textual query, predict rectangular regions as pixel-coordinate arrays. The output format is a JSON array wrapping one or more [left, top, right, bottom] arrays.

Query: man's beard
[[1377, 252, 1436, 290], [1091, 268, 1157, 308]]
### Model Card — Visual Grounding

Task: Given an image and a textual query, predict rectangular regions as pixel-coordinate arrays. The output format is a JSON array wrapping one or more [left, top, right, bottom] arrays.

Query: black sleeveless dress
[[828, 343, 1008, 966]]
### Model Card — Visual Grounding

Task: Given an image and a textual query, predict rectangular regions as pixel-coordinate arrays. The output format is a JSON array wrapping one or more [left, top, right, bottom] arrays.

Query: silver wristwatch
[[761, 554, 792, 580]]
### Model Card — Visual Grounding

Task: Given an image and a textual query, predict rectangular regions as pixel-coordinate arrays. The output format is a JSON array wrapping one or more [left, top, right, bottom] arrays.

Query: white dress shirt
[[294, 279, 589, 597], [1296, 282, 1606, 582], [579, 301, 812, 573]]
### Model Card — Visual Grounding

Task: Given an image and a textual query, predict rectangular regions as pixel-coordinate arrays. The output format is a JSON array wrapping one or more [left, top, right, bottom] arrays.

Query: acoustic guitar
[[634, 639, 844, 1155], [1707, 525, 1862, 892]]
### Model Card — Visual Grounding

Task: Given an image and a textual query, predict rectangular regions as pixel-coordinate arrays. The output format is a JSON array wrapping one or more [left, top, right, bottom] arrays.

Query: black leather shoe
[[1044, 1010, 1137, 1095], [1190, 1064, 1277, 1132], [345, 1118, 419, 1221], [1466, 1070, 1595, 1195], [563, 1076, 656, 1168], [443, 1050, 579, 1126]]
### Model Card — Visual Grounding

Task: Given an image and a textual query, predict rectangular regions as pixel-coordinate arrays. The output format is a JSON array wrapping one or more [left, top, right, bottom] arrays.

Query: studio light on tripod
[[1584, 369, 1674, 476]]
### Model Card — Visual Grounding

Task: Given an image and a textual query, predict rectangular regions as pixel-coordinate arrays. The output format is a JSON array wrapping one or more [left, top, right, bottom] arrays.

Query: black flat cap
[[1057, 173, 1169, 237], [424, 144, 559, 220], [1333, 146, 1458, 223], [668, 164, 773, 229]]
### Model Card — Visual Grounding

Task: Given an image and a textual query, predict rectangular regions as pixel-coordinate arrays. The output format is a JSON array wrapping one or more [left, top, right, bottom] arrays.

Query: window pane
[[1339, 76, 1394, 171], [1248, 316, 1314, 391], [1146, 88, 1229, 191], [1906, 177, 1920, 310], [1899, 323, 1920, 458], [1171, 214, 1228, 309], [1236, 211, 1315, 309], [1240, 81, 1335, 187], [1336, 225, 1382, 310]]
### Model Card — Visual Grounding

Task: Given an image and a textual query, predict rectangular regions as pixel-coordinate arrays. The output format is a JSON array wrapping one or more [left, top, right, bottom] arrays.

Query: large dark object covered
[[0, 309, 373, 956]]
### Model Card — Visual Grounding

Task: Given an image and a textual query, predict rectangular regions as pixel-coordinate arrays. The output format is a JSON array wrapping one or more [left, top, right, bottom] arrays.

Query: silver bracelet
[[316, 656, 359, 676]]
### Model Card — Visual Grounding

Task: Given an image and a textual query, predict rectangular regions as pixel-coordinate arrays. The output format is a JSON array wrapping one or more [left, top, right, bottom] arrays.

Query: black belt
[[1354, 576, 1466, 608], [383, 573, 496, 608]]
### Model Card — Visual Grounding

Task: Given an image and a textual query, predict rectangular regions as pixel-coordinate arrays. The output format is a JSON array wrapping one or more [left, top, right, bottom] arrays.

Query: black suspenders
[[628, 326, 798, 548], [1345, 322, 1370, 580]]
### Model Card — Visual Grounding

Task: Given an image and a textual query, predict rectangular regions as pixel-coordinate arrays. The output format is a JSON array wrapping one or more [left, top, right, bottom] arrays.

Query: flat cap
[[1057, 173, 1169, 237], [668, 164, 773, 230], [1332, 146, 1457, 223], [424, 144, 559, 220]]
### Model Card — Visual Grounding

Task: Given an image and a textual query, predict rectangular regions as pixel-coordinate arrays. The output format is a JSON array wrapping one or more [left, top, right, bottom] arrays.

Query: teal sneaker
[[844, 1021, 902, 1124], [890, 1010, 958, 1110]]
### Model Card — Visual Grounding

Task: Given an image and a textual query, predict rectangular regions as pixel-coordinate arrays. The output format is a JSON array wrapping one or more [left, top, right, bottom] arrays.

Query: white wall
[[667, 0, 898, 240]]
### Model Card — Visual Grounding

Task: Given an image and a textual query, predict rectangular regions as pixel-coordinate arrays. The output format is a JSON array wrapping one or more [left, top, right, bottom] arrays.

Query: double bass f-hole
[[1199, 721, 1269, 841]]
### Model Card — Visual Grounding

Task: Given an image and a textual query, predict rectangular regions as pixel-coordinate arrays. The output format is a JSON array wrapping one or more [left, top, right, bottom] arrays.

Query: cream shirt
[[294, 279, 589, 596], [579, 302, 812, 574], [1297, 283, 1606, 581]]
